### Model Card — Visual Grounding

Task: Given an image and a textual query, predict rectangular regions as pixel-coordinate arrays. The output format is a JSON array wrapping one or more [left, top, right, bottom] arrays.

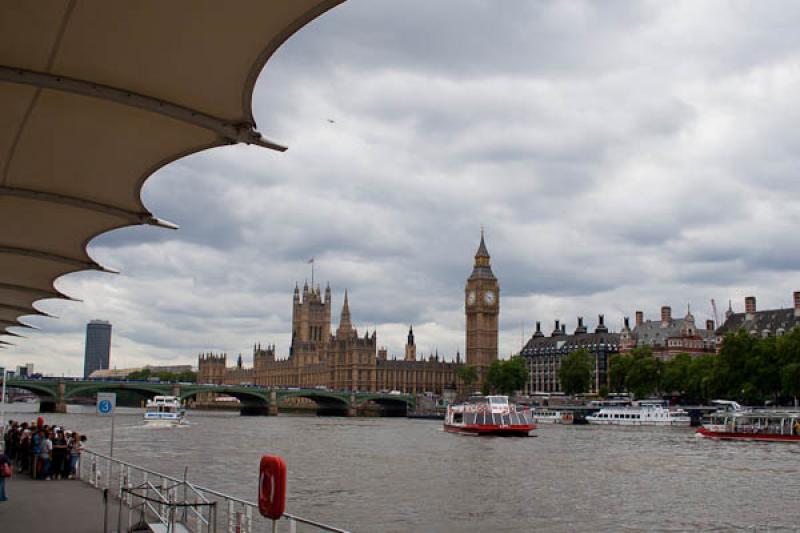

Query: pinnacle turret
[[337, 289, 353, 335]]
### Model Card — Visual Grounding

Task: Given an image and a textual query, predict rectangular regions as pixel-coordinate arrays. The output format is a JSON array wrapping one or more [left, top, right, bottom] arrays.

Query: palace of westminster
[[198, 233, 500, 394]]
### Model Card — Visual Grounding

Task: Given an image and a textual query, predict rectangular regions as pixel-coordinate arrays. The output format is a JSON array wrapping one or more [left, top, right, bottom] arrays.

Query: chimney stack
[[706, 319, 715, 331], [534, 321, 544, 338], [635, 311, 643, 327], [552, 320, 561, 337], [794, 291, 800, 318], [745, 296, 756, 321], [624, 317, 630, 330], [661, 306, 672, 327]]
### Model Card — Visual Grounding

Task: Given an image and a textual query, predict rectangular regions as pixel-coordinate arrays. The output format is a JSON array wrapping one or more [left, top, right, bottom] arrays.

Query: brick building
[[622, 305, 716, 360], [715, 291, 800, 341]]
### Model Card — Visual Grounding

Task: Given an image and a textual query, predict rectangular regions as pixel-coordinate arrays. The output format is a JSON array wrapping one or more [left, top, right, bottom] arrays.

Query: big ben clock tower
[[465, 229, 499, 377]]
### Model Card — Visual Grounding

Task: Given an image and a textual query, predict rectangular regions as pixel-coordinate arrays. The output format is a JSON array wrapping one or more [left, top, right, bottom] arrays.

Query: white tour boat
[[530, 407, 574, 425], [144, 395, 187, 425], [444, 395, 536, 436], [586, 401, 691, 427]]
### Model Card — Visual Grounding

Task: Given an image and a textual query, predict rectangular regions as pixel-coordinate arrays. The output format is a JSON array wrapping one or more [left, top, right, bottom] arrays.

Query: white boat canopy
[[0, 0, 343, 343]]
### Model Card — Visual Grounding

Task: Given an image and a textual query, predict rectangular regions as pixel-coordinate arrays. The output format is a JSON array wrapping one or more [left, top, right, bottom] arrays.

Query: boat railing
[[80, 449, 351, 533]]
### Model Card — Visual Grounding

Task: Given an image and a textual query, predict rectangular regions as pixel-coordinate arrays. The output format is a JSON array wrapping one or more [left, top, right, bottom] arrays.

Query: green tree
[[127, 368, 152, 380], [483, 357, 528, 395], [456, 365, 479, 391], [624, 346, 661, 399], [661, 353, 691, 397], [781, 363, 800, 405], [609, 353, 631, 393], [715, 330, 758, 400], [686, 354, 715, 403], [558, 348, 594, 395]]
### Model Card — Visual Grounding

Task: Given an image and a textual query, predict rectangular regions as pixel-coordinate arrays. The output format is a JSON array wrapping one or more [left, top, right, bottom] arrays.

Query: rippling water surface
[[7, 405, 800, 532]]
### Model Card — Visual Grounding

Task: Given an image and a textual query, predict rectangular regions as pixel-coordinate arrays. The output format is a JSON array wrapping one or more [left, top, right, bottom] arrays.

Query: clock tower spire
[[465, 229, 499, 378]]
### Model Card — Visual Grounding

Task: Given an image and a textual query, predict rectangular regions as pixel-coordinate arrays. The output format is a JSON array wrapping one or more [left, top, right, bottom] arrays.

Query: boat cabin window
[[489, 396, 509, 407]]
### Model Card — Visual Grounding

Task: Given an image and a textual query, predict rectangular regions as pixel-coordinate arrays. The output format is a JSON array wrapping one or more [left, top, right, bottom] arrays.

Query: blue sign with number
[[97, 392, 116, 416]]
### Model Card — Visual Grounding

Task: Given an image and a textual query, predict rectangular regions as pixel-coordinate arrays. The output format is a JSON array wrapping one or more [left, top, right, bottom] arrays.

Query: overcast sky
[[3, 0, 800, 376]]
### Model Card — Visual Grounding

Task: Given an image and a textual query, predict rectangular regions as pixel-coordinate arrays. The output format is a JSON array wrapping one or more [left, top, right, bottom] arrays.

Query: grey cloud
[[6, 1, 800, 374]]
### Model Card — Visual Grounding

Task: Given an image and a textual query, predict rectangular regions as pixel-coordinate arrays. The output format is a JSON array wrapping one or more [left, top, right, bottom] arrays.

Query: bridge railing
[[80, 449, 351, 533]]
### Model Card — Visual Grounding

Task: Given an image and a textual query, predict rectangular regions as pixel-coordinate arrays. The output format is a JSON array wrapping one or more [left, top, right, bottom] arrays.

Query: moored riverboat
[[586, 401, 690, 426], [696, 402, 800, 442], [530, 407, 574, 425], [144, 395, 187, 426], [444, 395, 536, 436]]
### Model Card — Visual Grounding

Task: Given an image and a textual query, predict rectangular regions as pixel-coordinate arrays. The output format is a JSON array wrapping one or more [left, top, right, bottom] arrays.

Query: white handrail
[[81, 449, 351, 533]]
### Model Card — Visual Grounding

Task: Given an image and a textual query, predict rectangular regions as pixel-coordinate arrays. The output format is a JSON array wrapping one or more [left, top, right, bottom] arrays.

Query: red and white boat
[[696, 400, 800, 442], [444, 395, 536, 437]]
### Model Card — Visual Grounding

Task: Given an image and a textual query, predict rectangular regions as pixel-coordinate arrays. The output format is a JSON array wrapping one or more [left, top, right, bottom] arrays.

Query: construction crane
[[710, 299, 720, 330]]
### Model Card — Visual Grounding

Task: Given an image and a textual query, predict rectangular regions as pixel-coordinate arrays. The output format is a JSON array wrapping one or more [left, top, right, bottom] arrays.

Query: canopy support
[[0, 282, 75, 301], [0, 66, 287, 151], [0, 303, 54, 317], [0, 319, 36, 329], [0, 246, 118, 273], [0, 186, 179, 229]]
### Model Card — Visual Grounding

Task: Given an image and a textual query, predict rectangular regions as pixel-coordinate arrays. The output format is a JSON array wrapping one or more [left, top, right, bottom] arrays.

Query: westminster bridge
[[4, 377, 415, 417]]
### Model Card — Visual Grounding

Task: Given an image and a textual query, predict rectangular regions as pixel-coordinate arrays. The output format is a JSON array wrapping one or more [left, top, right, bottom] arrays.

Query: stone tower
[[465, 230, 499, 376], [405, 325, 417, 361], [291, 281, 331, 350]]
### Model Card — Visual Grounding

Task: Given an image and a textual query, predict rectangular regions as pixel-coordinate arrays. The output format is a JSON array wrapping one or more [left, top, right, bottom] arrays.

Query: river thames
[[5, 404, 800, 532]]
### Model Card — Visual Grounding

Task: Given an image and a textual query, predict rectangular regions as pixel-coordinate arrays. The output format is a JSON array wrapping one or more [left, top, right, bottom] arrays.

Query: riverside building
[[715, 292, 800, 342], [520, 315, 620, 394], [621, 306, 716, 360]]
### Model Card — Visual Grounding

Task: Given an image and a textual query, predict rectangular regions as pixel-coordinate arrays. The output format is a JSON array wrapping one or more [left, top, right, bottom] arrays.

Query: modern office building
[[84, 320, 112, 378]]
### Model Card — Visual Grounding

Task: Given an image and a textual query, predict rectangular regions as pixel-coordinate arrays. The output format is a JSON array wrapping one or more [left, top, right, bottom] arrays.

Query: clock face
[[467, 290, 476, 305], [483, 290, 496, 305]]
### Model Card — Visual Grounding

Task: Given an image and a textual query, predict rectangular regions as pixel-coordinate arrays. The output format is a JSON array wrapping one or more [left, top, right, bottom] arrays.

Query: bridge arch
[[277, 390, 351, 416], [64, 382, 168, 401], [5, 380, 58, 401], [356, 394, 414, 417], [179, 386, 272, 416]]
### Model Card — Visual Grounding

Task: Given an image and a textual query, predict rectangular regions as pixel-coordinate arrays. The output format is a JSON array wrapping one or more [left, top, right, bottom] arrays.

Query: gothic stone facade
[[198, 234, 500, 393], [464, 231, 499, 378]]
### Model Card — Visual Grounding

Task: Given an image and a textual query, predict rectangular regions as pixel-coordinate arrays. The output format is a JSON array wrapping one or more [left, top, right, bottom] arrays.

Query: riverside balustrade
[[80, 449, 350, 533]]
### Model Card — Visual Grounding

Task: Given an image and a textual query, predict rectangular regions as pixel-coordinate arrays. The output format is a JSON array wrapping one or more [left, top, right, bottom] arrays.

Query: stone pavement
[[0, 474, 132, 532]]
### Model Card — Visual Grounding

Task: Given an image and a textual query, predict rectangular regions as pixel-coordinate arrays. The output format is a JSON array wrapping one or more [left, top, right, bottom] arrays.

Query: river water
[[5, 404, 800, 532]]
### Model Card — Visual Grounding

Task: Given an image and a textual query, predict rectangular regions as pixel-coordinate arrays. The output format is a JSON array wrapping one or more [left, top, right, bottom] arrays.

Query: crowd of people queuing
[[0, 418, 88, 502]]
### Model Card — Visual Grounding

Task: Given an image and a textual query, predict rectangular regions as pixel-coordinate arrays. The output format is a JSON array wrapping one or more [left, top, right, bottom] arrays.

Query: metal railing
[[80, 449, 351, 533]]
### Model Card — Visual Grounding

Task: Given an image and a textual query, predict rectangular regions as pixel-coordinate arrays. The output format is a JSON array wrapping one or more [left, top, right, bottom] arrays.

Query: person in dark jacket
[[0, 451, 11, 501]]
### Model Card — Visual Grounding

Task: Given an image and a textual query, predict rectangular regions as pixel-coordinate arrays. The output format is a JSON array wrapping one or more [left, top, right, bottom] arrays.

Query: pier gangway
[[81, 449, 350, 533]]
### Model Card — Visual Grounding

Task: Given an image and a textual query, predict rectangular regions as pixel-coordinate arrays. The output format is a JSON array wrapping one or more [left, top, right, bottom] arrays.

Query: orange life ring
[[258, 455, 287, 520]]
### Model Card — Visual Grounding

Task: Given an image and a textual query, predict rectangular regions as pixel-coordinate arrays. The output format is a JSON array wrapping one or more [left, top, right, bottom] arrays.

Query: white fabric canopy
[[0, 0, 344, 342]]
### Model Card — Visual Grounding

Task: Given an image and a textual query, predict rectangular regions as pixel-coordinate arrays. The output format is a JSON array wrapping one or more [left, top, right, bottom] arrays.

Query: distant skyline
[[3, 0, 800, 375]]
